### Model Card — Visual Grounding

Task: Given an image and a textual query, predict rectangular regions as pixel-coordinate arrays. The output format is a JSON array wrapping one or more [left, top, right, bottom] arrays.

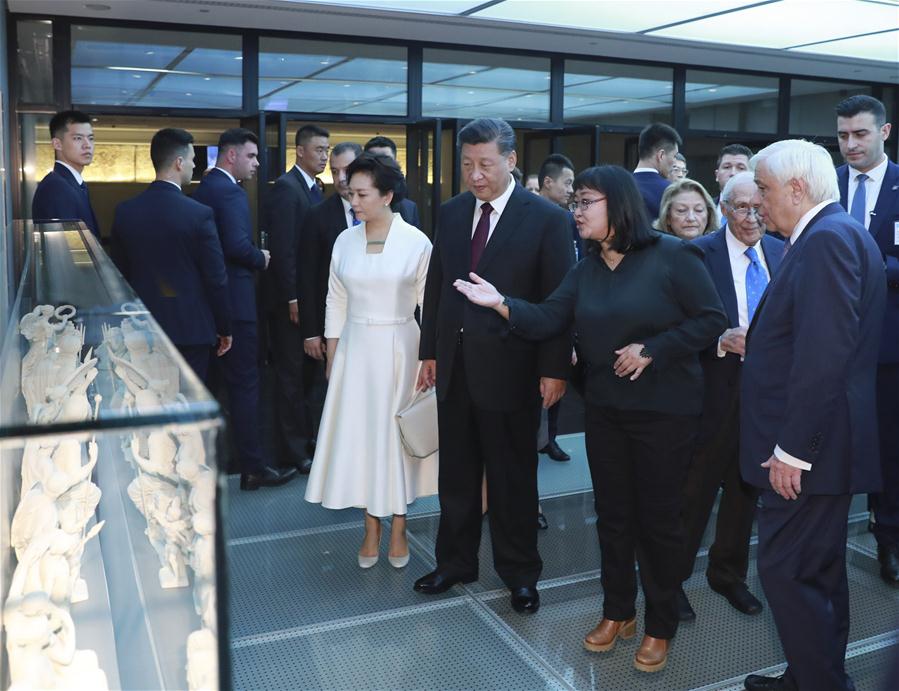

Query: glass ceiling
[[291, 0, 899, 65]]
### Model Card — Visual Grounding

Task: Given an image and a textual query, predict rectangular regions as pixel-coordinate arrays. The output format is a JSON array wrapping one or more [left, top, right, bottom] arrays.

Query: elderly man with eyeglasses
[[675, 171, 784, 623]]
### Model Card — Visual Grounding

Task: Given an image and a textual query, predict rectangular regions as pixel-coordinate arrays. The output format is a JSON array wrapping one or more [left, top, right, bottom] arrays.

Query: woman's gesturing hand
[[613, 343, 652, 381], [453, 273, 503, 308]]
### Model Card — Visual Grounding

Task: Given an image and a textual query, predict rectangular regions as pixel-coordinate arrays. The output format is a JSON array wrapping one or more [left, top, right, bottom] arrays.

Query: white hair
[[720, 171, 757, 204], [750, 139, 839, 205]]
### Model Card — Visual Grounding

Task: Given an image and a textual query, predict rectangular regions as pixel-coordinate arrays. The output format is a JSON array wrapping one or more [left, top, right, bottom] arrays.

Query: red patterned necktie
[[470, 202, 493, 271]]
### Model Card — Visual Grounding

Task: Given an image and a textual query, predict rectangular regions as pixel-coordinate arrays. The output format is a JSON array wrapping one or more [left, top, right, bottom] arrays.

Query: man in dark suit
[[194, 128, 297, 492], [32, 110, 101, 238], [632, 123, 681, 221], [414, 118, 574, 614], [363, 135, 420, 227], [741, 140, 886, 691], [263, 124, 330, 474], [299, 142, 362, 353], [712, 144, 753, 227], [835, 95, 899, 587], [678, 172, 781, 622], [111, 128, 232, 381]]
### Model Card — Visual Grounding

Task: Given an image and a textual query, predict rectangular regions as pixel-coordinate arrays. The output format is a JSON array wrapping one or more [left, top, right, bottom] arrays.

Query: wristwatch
[[639, 346, 651, 359], [502, 295, 512, 308]]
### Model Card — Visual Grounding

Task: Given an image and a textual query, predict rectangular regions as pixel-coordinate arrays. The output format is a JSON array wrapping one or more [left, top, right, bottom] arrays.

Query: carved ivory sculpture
[[127, 475, 191, 588], [186, 627, 218, 691], [19, 305, 76, 417]]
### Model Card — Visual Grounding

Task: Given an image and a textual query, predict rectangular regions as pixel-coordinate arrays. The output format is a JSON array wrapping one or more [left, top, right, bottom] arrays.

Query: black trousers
[[585, 405, 698, 640], [176, 343, 212, 384], [219, 319, 265, 474], [267, 307, 314, 465], [434, 344, 542, 589], [872, 363, 899, 549], [680, 387, 758, 586], [546, 400, 560, 441], [757, 491, 853, 691]]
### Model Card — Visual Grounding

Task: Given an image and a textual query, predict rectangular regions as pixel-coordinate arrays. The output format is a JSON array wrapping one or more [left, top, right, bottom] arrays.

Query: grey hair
[[332, 141, 363, 158], [457, 118, 516, 155], [750, 139, 839, 205], [720, 171, 757, 204]]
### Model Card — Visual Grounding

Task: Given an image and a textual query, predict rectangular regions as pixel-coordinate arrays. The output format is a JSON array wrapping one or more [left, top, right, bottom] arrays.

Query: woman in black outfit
[[454, 165, 727, 674]]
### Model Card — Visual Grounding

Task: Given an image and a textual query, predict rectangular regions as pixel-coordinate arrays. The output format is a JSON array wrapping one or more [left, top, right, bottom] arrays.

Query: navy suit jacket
[[298, 193, 347, 339], [693, 229, 783, 443], [111, 181, 232, 345], [633, 170, 670, 222], [838, 160, 899, 363], [397, 197, 420, 228], [32, 161, 100, 237], [193, 169, 266, 322], [740, 203, 886, 495]]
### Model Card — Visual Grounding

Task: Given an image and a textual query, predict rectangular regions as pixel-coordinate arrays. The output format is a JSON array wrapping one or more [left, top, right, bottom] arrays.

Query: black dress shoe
[[710, 581, 764, 615], [744, 673, 797, 690], [537, 511, 549, 530], [539, 440, 571, 462], [240, 465, 298, 491], [413, 569, 477, 595], [878, 545, 899, 588], [296, 457, 313, 475], [676, 586, 696, 622], [510, 586, 540, 614]]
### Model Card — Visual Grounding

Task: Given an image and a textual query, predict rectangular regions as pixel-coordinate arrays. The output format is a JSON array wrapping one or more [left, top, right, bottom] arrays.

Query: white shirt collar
[[340, 196, 352, 213], [725, 225, 760, 256], [477, 174, 516, 217], [790, 199, 833, 245], [159, 179, 182, 191], [293, 164, 316, 191], [849, 153, 888, 185], [214, 166, 237, 185], [633, 167, 661, 175], [57, 160, 84, 185]]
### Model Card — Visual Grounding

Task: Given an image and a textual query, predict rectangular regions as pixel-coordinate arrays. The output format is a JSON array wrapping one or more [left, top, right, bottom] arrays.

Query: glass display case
[[0, 221, 228, 690]]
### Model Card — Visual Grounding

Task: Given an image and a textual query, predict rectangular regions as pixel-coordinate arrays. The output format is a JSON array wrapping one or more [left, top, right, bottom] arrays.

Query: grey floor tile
[[848, 643, 898, 691]]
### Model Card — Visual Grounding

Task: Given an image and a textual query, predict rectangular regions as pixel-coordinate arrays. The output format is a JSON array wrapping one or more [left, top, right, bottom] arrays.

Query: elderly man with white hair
[[676, 172, 783, 624], [739, 140, 886, 691]]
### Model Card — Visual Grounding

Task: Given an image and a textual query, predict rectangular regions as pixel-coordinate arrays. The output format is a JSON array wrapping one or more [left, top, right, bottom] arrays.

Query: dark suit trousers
[[547, 400, 560, 441], [873, 364, 899, 548], [585, 405, 698, 640], [267, 306, 311, 464], [757, 491, 853, 691], [434, 343, 542, 588], [177, 344, 212, 384], [221, 320, 265, 474], [680, 388, 758, 586]]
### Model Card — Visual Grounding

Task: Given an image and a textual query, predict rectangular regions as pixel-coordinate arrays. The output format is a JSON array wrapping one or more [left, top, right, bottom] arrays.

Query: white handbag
[[396, 388, 438, 459]]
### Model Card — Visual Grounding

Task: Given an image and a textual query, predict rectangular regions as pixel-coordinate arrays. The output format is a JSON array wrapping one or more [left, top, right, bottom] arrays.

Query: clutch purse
[[396, 388, 438, 459]]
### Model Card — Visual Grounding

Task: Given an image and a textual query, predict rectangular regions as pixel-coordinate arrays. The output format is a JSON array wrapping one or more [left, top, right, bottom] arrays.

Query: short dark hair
[[457, 118, 516, 156], [150, 128, 194, 171], [217, 127, 258, 152], [716, 143, 753, 168], [332, 141, 363, 158], [573, 165, 657, 254], [346, 152, 407, 210], [364, 135, 397, 156], [674, 152, 686, 163], [836, 95, 887, 126], [538, 154, 575, 189], [296, 124, 330, 147], [49, 110, 91, 140], [637, 123, 682, 160]]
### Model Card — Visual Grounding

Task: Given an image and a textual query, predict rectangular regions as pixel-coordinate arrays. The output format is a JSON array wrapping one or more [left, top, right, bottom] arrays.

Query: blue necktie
[[849, 173, 868, 226], [745, 246, 768, 323], [309, 181, 323, 204], [350, 208, 360, 226]]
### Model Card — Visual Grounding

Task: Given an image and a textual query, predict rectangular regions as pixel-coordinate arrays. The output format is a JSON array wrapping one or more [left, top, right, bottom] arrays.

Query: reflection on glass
[[260, 39, 407, 115], [686, 70, 778, 133], [71, 25, 242, 109], [790, 80, 871, 136], [423, 49, 550, 121], [16, 20, 54, 103], [564, 61, 672, 126]]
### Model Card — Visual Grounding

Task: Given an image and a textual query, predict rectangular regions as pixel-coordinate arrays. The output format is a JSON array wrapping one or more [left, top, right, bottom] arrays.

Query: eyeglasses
[[568, 197, 606, 213], [728, 204, 762, 219]]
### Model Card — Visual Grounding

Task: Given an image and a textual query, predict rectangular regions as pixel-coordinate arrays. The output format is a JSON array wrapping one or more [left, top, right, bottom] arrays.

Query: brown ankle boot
[[634, 635, 669, 672], [583, 617, 636, 652]]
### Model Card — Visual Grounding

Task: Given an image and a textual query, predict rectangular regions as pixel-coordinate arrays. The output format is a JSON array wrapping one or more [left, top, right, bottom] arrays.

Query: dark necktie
[[309, 181, 323, 204], [471, 202, 493, 271], [782, 237, 792, 258], [849, 173, 868, 226], [350, 208, 360, 226]]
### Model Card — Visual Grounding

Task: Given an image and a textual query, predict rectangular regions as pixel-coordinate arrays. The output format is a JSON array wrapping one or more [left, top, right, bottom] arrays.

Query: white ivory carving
[[186, 628, 218, 691], [10, 485, 59, 561], [130, 432, 178, 482]]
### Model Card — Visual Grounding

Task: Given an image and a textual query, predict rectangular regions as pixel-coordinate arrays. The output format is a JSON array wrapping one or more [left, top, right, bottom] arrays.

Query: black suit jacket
[[32, 161, 100, 237], [299, 193, 348, 339], [420, 185, 575, 411], [111, 181, 232, 345], [397, 198, 420, 228], [263, 166, 317, 309]]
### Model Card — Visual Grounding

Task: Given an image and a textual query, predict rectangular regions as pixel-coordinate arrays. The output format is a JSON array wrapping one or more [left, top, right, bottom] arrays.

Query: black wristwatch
[[502, 295, 512, 308], [639, 346, 651, 359]]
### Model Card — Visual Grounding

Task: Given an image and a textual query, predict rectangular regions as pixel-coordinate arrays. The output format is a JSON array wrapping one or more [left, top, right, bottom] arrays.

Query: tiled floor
[[226, 434, 899, 690]]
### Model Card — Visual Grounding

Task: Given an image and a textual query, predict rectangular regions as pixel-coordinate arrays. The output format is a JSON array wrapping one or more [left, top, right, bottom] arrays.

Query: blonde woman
[[655, 179, 718, 240]]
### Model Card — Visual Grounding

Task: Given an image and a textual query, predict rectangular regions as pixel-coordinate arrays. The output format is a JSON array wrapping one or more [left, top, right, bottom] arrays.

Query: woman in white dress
[[305, 153, 438, 568]]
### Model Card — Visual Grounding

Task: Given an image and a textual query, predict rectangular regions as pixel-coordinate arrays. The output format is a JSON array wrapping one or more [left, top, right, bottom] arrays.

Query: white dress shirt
[[57, 160, 85, 185], [773, 198, 833, 472], [214, 166, 237, 185], [341, 196, 355, 229], [846, 154, 888, 231], [633, 166, 660, 175], [159, 179, 182, 191], [470, 174, 516, 243], [294, 164, 318, 195], [716, 228, 771, 357]]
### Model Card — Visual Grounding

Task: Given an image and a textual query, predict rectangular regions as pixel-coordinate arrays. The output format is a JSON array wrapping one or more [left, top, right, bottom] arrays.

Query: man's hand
[[216, 335, 232, 357], [261, 249, 271, 269], [417, 360, 436, 391], [304, 337, 326, 360], [761, 455, 803, 500], [613, 343, 652, 381], [288, 301, 299, 325], [540, 377, 566, 409], [720, 326, 748, 357]]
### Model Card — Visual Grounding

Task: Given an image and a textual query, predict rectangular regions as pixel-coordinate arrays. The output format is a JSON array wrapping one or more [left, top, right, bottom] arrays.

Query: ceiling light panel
[[281, 0, 485, 13], [791, 28, 899, 63]]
